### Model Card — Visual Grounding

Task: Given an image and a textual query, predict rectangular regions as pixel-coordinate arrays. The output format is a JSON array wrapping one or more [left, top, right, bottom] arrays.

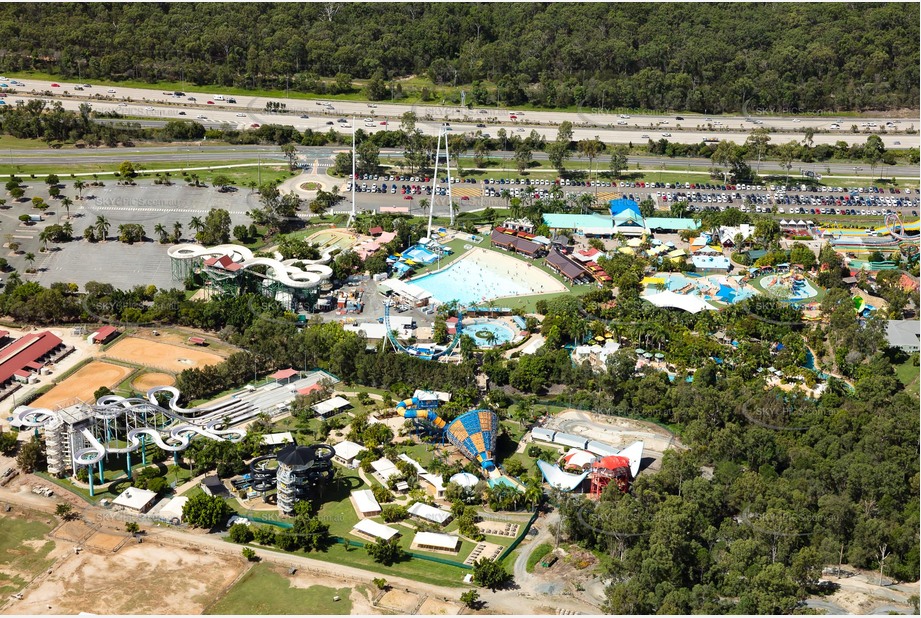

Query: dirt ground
[[30, 361, 134, 410], [287, 568, 377, 615], [130, 371, 175, 391], [7, 540, 246, 615], [84, 531, 125, 552], [104, 337, 224, 373], [51, 520, 95, 543], [377, 588, 421, 613], [417, 596, 461, 615]]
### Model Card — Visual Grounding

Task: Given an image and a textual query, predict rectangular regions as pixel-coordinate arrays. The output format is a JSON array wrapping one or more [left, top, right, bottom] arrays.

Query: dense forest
[[0, 3, 917, 112]]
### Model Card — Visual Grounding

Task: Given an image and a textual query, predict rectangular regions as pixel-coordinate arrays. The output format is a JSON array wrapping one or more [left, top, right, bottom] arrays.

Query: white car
[[236, 113, 246, 117], [196, 115, 206, 119], [118, 102, 127, 107], [792, 118, 800, 123], [662, 133, 671, 137], [107, 89, 116, 93]]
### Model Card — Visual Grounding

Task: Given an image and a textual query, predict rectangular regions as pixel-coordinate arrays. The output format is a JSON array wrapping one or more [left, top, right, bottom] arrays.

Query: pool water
[[462, 320, 515, 347], [760, 275, 819, 301], [403, 245, 439, 264], [659, 273, 755, 304], [413, 258, 536, 304]]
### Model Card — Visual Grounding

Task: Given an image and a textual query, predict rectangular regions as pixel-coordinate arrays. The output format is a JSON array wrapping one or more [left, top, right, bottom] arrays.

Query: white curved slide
[[168, 243, 333, 290]]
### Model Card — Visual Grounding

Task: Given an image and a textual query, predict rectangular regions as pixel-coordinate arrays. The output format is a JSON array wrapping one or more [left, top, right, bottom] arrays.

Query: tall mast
[[348, 116, 356, 227], [428, 125, 441, 239]]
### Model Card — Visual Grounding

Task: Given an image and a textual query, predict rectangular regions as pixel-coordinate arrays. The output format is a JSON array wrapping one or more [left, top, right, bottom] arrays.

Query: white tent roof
[[158, 496, 188, 521], [312, 396, 351, 415], [413, 531, 460, 550], [644, 290, 717, 314], [419, 473, 445, 493], [450, 472, 480, 488], [563, 449, 597, 469], [398, 453, 427, 473], [352, 518, 399, 540], [536, 460, 590, 491], [261, 432, 295, 446], [371, 458, 401, 480], [408, 502, 452, 524], [531, 427, 556, 443], [352, 489, 381, 515], [333, 440, 364, 461]]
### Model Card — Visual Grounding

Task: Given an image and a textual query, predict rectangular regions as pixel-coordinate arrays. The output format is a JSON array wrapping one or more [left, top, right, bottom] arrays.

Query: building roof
[[397, 453, 426, 473], [277, 444, 320, 467], [572, 247, 602, 263], [261, 432, 295, 446], [0, 331, 63, 385], [370, 458, 401, 480], [609, 198, 640, 218], [553, 432, 588, 449], [352, 518, 399, 540], [296, 383, 324, 396], [886, 320, 920, 349], [490, 230, 542, 255], [158, 496, 188, 521], [619, 441, 645, 478], [531, 427, 556, 442], [344, 322, 388, 340], [413, 531, 460, 550], [545, 249, 588, 281], [270, 368, 299, 381], [644, 290, 716, 314], [333, 440, 364, 461], [383, 278, 432, 302], [201, 475, 223, 489], [204, 254, 242, 272], [113, 487, 157, 511], [646, 217, 700, 231], [563, 449, 597, 469], [369, 226, 384, 236], [419, 473, 445, 493], [543, 213, 614, 231], [691, 254, 731, 270], [311, 396, 351, 416], [408, 501, 452, 524], [586, 440, 620, 457], [188, 336, 206, 345], [352, 489, 382, 515], [92, 325, 118, 343]]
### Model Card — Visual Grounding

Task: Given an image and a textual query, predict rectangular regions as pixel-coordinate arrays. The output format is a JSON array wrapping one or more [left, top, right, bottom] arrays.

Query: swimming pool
[[658, 273, 756, 304], [462, 319, 515, 347], [760, 275, 819, 301], [413, 257, 537, 304], [403, 245, 439, 264]]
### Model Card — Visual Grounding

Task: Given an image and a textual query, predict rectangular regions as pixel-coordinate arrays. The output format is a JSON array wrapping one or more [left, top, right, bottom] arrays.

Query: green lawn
[[206, 563, 353, 615], [525, 543, 553, 573], [36, 459, 191, 503], [894, 357, 920, 399], [0, 510, 57, 596], [0, 161, 294, 185]]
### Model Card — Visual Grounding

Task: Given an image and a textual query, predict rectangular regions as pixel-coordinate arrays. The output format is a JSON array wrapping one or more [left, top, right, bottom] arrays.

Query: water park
[[168, 242, 334, 311], [757, 271, 821, 302]]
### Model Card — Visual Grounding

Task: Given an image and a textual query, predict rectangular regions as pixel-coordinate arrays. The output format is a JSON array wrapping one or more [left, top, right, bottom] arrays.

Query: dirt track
[[31, 361, 133, 409]]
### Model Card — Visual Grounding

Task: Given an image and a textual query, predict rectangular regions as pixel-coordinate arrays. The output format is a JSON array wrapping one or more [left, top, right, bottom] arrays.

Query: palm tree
[[500, 188, 511, 212], [172, 221, 183, 243], [38, 228, 51, 252], [577, 137, 603, 185], [154, 223, 168, 244], [482, 331, 498, 347], [61, 196, 73, 219], [417, 198, 428, 218], [73, 180, 85, 200], [523, 478, 543, 510], [189, 216, 204, 236], [94, 215, 110, 241], [62, 221, 73, 239], [24, 252, 35, 271]]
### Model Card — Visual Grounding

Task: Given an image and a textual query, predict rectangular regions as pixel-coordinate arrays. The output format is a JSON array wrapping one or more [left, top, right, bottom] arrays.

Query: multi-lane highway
[[2, 77, 918, 149]]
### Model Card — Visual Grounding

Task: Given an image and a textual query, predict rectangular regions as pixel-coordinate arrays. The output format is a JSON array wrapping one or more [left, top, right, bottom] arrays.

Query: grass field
[[0, 510, 57, 596], [894, 357, 920, 399], [206, 563, 353, 615], [525, 543, 553, 573]]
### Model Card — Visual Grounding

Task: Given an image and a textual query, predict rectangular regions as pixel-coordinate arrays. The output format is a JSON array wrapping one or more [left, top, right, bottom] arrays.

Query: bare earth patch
[[31, 361, 133, 409], [377, 588, 421, 613], [131, 371, 176, 391], [105, 336, 223, 373], [9, 541, 246, 615], [417, 596, 461, 615]]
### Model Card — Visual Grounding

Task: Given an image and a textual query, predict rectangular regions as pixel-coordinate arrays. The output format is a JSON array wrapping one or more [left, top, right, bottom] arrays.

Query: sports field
[[31, 361, 134, 409], [131, 372, 176, 392], [105, 337, 223, 373]]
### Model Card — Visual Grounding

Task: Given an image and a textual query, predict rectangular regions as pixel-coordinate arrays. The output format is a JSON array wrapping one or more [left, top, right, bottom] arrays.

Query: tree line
[[0, 3, 916, 112]]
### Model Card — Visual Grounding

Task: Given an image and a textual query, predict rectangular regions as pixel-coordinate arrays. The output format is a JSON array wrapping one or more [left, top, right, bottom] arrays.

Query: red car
[[250, 123, 260, 128], [50, 83, 60, 87], [206, 100, 214, 104], [461, 196, 469, 201], [379, 121, 387, 125], [403, 195, 413, 200]]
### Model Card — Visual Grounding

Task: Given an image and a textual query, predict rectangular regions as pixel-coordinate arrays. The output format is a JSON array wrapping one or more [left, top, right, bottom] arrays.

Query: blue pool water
[[463, 320, 515, 347], [403, 245, 439, 264], [661, 274, 755, 304], [413, 259, 537, 304], [761, 275, 819, 301]]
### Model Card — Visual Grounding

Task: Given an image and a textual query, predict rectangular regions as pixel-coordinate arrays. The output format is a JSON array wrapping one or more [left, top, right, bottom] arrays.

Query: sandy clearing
[[31, 361, 134, 409], [105, 336, 223, 373], [130, 371, 175, 391]]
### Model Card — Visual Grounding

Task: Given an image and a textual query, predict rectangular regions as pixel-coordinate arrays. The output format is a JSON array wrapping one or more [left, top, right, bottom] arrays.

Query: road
[[4, 144, 919, 180], [3, 76, 917, 148]]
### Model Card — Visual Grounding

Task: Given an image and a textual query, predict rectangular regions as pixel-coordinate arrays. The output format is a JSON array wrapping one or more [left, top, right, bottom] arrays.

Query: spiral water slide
[[167, 243, 334, 290], [13, 386, 246, 467]]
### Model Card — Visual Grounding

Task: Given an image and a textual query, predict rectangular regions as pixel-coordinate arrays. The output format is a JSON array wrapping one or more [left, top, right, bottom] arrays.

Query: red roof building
[[296, 383, 323, 396], [369, 226, 384, 237], [92, 325, 119, 344], [0, 331, 67, 387], [204, 255, 242, 272], [270, 368, 299, 383], [187, 336, 206, 346]]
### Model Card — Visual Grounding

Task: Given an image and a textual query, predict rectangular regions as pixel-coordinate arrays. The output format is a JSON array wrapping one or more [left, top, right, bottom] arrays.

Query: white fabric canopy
[[643, 290, 716, 314]]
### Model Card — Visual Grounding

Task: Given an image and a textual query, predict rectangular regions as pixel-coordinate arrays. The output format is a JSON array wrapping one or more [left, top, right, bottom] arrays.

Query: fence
[[497, 509, 540, 563]]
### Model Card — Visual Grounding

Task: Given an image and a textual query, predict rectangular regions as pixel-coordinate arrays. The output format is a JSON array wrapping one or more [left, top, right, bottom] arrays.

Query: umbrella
[[643, 352, 653, 359], [635, 348, 645, 355], [655, 352, 665, 359], [594, 336, 605, 342]]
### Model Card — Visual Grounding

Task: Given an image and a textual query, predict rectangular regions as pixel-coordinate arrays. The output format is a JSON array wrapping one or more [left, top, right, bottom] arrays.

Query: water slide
[[14, 386, 247, 467], [396, 397, 447, 429], [167, 243, 333, 290], [383, 302, 463, 360]]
